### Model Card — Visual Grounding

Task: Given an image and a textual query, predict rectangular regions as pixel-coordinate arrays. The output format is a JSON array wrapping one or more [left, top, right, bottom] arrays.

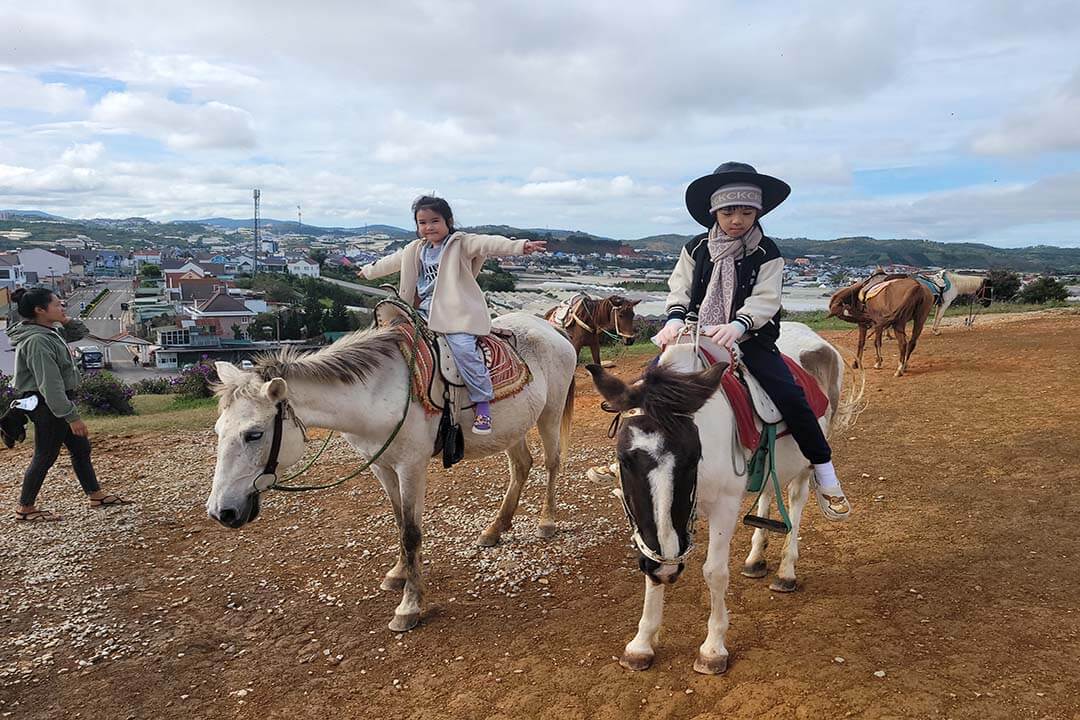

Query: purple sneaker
[[472, 413, 492, 435]]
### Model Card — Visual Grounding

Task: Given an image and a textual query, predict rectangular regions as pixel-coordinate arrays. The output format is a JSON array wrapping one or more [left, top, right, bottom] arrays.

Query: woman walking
[[6, 288, 131, 523]]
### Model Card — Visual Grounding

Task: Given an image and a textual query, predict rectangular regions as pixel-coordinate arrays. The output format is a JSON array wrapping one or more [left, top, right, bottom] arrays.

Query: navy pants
[[739, 338, 832, 464]]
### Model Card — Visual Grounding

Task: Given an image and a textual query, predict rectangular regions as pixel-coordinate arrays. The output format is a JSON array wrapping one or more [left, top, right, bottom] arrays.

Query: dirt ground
[[2, 310, 1080, 720]]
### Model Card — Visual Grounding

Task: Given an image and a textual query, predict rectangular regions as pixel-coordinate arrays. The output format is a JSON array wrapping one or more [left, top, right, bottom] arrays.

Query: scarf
[[697, 225, 762, 327]]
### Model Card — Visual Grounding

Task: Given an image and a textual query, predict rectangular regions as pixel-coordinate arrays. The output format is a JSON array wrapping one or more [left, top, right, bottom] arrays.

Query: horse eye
[[243, 431, 264, 442]]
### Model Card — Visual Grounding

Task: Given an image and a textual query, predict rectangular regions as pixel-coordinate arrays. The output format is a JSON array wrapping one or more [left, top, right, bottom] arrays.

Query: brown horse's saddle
[[547, 293, 590, 331], [374, 298, 532, 415], [857, 270, 911, 303]]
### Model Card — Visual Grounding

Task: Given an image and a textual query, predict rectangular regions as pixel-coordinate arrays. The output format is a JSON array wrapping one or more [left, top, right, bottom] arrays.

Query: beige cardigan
[[359, 232, 527, 335]]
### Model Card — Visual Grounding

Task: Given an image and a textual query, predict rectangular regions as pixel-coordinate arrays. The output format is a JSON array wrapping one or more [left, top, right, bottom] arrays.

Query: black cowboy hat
[[684, 161, 791, 228]]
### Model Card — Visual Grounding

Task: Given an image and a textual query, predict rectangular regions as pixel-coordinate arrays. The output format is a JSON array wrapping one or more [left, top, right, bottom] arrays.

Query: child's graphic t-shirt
[[416, 241, 444, 317]]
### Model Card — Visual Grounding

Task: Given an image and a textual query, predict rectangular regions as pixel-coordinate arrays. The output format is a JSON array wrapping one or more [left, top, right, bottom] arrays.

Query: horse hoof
[[741, 560, 768, 578], [388, 612, 420, 632], [537, 521, 557, 539], [693, 652, 729, 675], [476, 529, 501, 547], [873, 363, 882, 370], [894, 370, 904, 378], [380, 576, 406, 592], [769, 577, 798, 593], [851, 360, 860, 369], [619, 652, 654, 671]]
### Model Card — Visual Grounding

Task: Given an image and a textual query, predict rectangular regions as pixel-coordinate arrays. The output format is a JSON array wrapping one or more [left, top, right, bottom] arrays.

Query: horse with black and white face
[[207, 313, 577, 633], [586, 322, 855, 675]]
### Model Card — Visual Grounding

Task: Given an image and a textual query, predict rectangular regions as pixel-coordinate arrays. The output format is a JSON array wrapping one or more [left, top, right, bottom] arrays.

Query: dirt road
[[2, 311, 1079, 719]]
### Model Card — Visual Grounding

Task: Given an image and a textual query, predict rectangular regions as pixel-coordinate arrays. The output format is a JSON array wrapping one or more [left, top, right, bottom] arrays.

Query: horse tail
[[559, 376, 575, 465], [906, 287, 933, 357], [831, 360, 866, 436]]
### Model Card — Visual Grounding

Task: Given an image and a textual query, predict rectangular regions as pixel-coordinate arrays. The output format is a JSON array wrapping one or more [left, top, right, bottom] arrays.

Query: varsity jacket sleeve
[[358, 248, 405, 280], [460, 233, 527, 257], [664, 246, 695, 322], [732, 255, 784, 333]]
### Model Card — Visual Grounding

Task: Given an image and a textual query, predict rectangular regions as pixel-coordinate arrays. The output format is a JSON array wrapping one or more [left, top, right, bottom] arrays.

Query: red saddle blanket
[[699, 347, 830, 450], [387, 322, 533, 415]]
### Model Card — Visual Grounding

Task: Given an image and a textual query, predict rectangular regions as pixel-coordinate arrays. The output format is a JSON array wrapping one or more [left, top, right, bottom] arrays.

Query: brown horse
[[544, 294, 639, 364], [829, 276, 933, 377]]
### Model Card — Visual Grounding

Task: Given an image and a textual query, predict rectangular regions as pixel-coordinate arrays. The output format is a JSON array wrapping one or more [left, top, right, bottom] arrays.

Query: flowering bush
[[0, 371, 15, 406], [131, 377, 172, 395], [170, 360, 219, 400], [74, 371, 135, 416]]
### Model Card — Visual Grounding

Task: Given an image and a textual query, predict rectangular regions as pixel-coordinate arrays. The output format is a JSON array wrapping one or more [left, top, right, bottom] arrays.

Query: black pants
[[739, 338, 832, 464], [19, 401, 100, 507]]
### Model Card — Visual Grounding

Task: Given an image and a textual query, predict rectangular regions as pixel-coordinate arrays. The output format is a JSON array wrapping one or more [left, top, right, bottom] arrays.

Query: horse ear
[[629, 299, 641, 307], [215, 361, 243, 384], [261, 377, 288, 403], [585, 364, 631, 409], [673, 361, 729, 415]]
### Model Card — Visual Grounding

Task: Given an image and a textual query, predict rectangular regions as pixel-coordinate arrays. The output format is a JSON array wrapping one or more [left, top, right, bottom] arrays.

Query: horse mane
[[634, 363, 725, 436], [214, 327, 403, 408]]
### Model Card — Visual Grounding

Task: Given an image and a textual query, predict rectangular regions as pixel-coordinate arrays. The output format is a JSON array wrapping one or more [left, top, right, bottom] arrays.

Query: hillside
[[629, 233, 1080, 272]]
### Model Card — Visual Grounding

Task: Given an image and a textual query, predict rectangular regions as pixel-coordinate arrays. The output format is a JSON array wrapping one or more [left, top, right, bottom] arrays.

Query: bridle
[[611, 406, 699, 566], [603, 299, 637, 343], [250, 400, 308, 493]]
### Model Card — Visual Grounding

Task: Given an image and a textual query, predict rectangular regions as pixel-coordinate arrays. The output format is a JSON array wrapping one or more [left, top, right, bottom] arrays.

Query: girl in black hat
[[654, 162, 850, 521]]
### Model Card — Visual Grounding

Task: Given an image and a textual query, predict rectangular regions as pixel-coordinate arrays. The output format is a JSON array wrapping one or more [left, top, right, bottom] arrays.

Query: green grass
[[86, 394, 217, 436]]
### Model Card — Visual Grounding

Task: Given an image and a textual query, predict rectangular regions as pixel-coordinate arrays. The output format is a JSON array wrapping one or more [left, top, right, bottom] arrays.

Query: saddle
[[548, 293, 592, 331], [858, 271, 912, 303], [689, 338, 829, 451], [374, 299, 533, 417]]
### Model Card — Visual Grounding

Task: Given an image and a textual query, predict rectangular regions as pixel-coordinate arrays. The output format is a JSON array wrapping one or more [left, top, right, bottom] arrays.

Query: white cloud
[[60, 142, 104, 165], [373, 113, 496, 163], [90, 92, 255, 150], [513, 176, 661, 203], [971, 69, 1080, 155], [0, 72, 87, 114]]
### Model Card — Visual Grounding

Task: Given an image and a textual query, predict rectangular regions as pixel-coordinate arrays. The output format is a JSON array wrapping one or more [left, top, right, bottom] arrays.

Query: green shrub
[[171, 360, 219, 399]]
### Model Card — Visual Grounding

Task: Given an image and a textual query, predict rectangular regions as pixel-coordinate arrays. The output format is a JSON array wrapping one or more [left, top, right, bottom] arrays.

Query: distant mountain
[[628, 234, 1080, 272], [190, 217, 414, 237], [0, 209, 69, 221], [464, 225, 629, 255]]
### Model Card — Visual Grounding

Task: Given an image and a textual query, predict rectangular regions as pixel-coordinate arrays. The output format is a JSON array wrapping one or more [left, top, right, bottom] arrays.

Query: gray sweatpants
[[444, 332, 494, 403]]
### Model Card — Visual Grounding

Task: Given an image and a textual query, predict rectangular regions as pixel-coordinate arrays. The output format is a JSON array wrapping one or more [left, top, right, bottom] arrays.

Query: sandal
[[811, 474, 851, 522], [89, 494, 134, 508], [14, 509, 64, 523]]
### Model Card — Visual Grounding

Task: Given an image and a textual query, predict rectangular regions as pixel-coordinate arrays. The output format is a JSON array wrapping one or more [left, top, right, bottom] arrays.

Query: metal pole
[[253, 189, 261, 276]]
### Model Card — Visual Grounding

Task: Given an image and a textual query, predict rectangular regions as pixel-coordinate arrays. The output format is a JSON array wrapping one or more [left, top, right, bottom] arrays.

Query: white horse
[[586, 323, 858, 674], [929, 270, 990, 334], [207, 312, 577, 632]]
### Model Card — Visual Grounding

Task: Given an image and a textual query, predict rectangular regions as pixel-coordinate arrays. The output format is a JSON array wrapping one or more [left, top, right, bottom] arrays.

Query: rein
[[249, 315, 421, 493]]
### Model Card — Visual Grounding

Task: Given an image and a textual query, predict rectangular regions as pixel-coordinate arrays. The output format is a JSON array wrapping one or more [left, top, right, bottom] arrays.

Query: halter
[[612, 406, 699, 566], [604, 300, 638, 343]]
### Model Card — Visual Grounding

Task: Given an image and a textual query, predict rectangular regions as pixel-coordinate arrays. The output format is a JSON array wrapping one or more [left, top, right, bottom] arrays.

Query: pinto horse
[[829, 276, 934, 377], [586, 323, 856, 674], [544, 294, 639, 364], [926, 271, 992, 334]]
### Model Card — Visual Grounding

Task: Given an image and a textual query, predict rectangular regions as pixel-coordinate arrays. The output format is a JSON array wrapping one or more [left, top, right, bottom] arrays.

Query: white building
[[18, 249, 71, 285], [287, 257, 321, 278], [0, 253, 27, 291]]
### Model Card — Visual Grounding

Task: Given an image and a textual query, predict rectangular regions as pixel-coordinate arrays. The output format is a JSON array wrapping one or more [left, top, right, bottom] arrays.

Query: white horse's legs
[[771, 471, 810, 593], [696, 496, 742, 675], [932, 302, 946, 335], [741, 483, 774, 578], [478, 439, 533, 547], [388, 461, 428, 632], [372, 464, 408, 592], [621, 576, 665, 671], [535, 405, 563, 539]]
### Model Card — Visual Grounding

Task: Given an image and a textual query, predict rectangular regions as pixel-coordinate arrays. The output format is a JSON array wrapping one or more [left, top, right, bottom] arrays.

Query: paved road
[[66, 279, 133, 339], [321, 276, 392, 298]]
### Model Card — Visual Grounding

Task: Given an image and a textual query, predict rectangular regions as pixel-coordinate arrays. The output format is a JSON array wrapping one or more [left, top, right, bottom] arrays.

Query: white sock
[[813, 461, 842, 492]]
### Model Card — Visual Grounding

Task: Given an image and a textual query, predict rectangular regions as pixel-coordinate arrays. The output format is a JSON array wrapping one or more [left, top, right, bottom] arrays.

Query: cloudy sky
[[2, 1, 1080, 246]]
